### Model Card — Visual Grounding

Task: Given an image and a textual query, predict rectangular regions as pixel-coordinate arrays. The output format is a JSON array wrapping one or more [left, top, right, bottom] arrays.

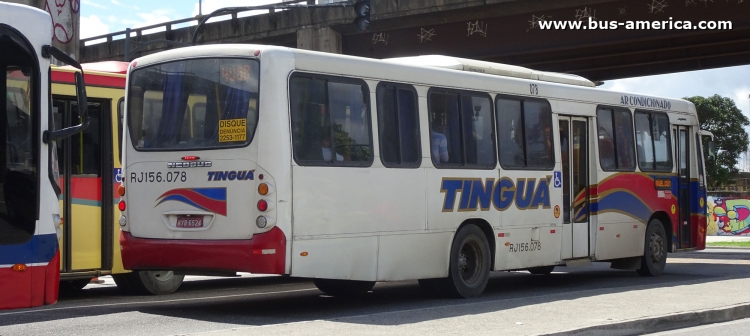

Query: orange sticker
[[554, 205, 561, 218]]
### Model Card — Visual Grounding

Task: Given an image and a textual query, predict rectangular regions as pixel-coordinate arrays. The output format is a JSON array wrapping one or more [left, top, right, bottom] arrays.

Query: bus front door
[[559, 116, 590, 259], [675, 126, 692, 248], [53, 97, 113, 279]]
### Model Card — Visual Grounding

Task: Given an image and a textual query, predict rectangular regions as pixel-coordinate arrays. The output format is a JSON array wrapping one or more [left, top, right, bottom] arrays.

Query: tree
[[685, 95, 749, 188]]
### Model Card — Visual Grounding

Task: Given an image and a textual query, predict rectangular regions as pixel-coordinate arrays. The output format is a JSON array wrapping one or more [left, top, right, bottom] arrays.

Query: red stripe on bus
[[60, 177, 103, 202], [121, 227, 286, 275], [51, 70, 126, 88]]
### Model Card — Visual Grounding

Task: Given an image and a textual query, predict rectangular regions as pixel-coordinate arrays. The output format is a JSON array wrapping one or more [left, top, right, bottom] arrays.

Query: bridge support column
[[297, 27, 341, 54]]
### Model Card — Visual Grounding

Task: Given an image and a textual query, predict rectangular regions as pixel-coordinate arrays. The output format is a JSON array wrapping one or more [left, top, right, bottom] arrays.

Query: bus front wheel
[[313, 278, 375, 296], [637, 219, 667, 277], [444, 224, 491, 298], [113, 271, 184, 295]]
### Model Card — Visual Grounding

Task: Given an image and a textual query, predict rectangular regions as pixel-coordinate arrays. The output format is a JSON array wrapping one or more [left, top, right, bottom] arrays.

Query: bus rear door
[[675, 125, 692, 248], [558, 116, 590, 259]]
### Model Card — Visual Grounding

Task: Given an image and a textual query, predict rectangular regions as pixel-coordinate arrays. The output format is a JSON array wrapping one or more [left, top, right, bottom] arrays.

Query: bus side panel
[[691, 180, 707, 250], [291, 236, 378, 281], [291, 167, 426, 236], [376, 232, 453, 281]]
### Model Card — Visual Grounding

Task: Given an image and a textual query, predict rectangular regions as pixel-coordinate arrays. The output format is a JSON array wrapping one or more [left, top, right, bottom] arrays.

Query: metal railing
[[80, 0, 315, 45]]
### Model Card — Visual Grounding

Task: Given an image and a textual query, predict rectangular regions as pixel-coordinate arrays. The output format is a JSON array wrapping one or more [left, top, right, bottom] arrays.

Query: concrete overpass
[[80, 0, 750, 81]]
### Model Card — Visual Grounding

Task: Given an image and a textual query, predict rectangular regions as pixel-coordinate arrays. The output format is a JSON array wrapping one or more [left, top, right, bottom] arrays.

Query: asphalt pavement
[[1, 248, 749, 336]]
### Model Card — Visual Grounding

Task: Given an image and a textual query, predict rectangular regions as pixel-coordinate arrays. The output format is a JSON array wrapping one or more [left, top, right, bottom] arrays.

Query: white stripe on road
[[0, 288, 319, 316]]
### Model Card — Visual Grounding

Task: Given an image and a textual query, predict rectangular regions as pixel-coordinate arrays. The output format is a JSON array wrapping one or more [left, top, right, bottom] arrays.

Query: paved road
[[2, 248, 750, 336]]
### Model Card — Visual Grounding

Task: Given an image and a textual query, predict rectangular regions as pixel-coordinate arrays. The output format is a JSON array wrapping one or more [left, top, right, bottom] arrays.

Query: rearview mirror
[[42, 46, 89, 143], [706, 141, 716, 162]]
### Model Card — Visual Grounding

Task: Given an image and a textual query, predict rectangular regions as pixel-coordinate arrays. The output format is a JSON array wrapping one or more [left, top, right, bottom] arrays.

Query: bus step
[[563, 258, 593, 268]]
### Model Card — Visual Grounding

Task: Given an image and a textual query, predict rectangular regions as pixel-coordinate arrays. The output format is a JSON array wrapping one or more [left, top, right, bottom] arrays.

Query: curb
[[542, 302, 750, 336]]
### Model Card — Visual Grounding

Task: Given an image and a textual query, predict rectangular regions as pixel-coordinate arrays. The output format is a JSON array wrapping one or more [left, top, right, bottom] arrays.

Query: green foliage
[[686, 95, 749, 188]]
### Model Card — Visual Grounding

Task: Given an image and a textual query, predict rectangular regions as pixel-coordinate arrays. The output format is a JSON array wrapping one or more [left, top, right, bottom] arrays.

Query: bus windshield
[[127, 58, 259, 151]]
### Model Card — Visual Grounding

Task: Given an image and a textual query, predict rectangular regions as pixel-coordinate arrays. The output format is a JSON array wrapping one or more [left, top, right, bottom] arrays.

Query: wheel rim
[[148, 271, 175, 282], [458, 239, 482, 284], [649, 231, 665, 264]]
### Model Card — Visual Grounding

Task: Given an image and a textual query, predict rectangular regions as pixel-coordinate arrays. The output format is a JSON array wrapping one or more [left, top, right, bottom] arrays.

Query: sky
[[79, 0, 750, 121]]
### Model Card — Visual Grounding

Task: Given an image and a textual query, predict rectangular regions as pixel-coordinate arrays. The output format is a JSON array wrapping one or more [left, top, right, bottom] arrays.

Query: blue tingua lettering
[[441, 176, 552, 212], [206, 170, 255, 181]]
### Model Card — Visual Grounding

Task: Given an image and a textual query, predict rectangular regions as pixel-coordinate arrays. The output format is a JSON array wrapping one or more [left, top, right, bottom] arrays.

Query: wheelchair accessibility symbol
[[553, 171, 562, 188], [114, 168, 122, 183]]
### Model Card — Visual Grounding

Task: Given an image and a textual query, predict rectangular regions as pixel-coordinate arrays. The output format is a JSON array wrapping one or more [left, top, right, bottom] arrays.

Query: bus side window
[[597, 107, 635, 171], [118, 98, 123, 164], [496, 97, 553, 170], [635, 110, 673, 172], [290, 74, 373, 166], [376, 83, 420, 167]]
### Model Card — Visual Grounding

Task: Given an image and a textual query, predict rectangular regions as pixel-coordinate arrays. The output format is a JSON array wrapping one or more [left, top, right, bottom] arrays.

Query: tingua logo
[[440, 177, 552, 212]]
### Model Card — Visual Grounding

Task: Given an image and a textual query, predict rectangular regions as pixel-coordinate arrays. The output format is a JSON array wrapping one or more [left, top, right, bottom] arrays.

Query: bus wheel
[[313, 279, 375, 296], [60, 278, 91, 293], [444, 224, 491, 298], [528, 266, 555, 275], [637, 219, 668, 277], [113, 271, 184, 295]]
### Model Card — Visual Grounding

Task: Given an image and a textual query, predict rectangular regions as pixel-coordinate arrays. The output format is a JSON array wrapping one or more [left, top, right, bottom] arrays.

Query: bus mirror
[[707, 141, 716, 162], [42, 46, 90, 143], [43, 72, 89, 143]]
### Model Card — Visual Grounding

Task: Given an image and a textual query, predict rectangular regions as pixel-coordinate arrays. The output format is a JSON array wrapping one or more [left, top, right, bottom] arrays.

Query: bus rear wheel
[[637, 219, 667, 277], [113, 271, 184, 295], [313, 279, 375, 296], [444, 224, 491, 298]]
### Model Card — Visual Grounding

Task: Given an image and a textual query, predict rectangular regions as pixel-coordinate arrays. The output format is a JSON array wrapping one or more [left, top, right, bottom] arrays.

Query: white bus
[[1, 1, 89, 309], [120, 45, 709, 298]]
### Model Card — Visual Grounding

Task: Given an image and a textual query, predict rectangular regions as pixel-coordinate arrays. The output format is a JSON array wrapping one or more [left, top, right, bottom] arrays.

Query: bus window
[[1, 65, 36, 245], [496, 97, 553, 169], [289, 75, 372, 166], [127, 58, 259, 150], [428, 90, 494, 168], [635, 111, 673, 172], [597, 107, 635, 171], [376, 83, 420, 167]]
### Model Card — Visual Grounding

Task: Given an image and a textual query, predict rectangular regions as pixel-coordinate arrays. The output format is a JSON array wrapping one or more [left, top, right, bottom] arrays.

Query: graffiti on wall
[[707, 196, 750, 236], [44, 0, 80, 44]]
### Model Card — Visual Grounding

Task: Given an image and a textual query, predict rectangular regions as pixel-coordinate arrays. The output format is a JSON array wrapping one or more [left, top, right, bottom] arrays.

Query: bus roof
[[58, 61, 129, 74], [129, 44, 695, 117]]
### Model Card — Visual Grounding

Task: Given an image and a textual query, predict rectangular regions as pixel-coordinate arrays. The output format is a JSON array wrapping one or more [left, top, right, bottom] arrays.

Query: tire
[[637, 219, 668, 277], [113, 271, 184, 295], [59, 278, 91, 293], [313, 278, 375, 296], [528, 266, 555, 275], [443, 224, 492, 298]]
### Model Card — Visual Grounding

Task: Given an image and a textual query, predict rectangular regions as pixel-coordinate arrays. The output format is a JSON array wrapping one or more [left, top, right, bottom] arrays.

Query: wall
[[707, 196, 750, 236]]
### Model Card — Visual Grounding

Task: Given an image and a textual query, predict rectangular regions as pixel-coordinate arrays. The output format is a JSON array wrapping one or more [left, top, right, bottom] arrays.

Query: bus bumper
[[120, 227, 286, 274]]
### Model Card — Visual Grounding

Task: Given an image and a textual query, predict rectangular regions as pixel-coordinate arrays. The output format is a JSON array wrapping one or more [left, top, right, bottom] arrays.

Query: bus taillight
[[118, 200, 126, 211], [118, 184, 125, 196], [258, 183, 269, 195], [257, 200, 268, 212], [11, 264, 26, 272]]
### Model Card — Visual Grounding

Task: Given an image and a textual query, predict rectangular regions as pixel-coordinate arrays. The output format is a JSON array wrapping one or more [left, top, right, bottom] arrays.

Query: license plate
[[176, 216, 203, 228]]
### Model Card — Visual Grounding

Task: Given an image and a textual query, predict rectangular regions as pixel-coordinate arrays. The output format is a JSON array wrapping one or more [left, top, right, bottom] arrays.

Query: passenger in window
[[599, 126, 616, 169], [431, 123, 449, 163], [615, 122, 633, 168]]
